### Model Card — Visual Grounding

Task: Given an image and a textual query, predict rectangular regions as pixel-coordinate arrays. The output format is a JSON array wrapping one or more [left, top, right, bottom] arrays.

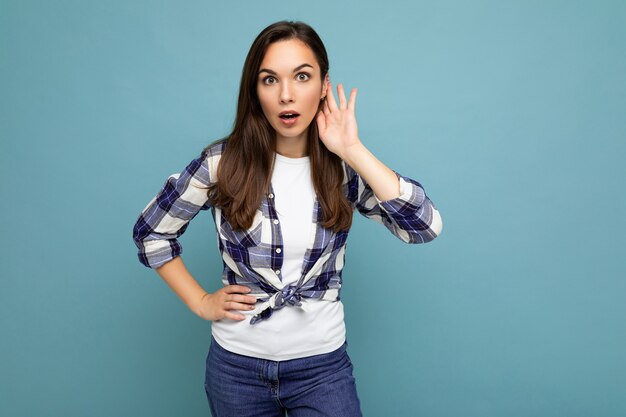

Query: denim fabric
[[204, 335, 363, 417]]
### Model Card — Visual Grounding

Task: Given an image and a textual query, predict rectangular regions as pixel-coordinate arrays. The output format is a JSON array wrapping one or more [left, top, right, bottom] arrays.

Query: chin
[[283, 129, 307, 138], [273, 125, 309, 138]]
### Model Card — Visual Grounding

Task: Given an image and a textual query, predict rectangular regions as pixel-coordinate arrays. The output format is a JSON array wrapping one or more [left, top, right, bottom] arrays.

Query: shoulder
[[199, 137, 229, 183], [201, 137, 228, 160]]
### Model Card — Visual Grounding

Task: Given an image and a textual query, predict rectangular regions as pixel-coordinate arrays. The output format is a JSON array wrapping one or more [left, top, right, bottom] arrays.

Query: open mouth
[[279, 112, 300, 119], [278, 111, 300, 126]]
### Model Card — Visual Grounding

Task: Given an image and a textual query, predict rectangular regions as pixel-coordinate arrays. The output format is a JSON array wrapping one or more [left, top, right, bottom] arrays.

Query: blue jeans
[[204, 335, 363, 417]]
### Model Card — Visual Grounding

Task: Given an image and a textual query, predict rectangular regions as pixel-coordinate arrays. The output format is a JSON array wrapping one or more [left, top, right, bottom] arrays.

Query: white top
[[210, 152, 346, 361]]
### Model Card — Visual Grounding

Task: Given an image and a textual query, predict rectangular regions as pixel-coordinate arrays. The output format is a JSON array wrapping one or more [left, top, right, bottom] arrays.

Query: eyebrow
[[258, 63, 314, 76]]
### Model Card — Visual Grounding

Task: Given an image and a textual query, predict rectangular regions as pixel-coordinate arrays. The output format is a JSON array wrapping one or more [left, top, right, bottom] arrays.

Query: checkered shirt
[[132, 140, 442, 324]]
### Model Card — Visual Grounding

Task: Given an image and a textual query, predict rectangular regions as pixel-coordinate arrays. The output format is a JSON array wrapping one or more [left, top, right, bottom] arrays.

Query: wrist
[[341, 141, 367, 167], [192, 292, 210, 317]]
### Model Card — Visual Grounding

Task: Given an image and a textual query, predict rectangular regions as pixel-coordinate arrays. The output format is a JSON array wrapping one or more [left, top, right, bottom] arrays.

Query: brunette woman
[[133, 20, 442, 417]]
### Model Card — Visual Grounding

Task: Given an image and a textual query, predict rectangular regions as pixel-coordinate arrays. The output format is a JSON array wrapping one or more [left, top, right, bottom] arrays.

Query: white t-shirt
[[210, 152, 346, 361]]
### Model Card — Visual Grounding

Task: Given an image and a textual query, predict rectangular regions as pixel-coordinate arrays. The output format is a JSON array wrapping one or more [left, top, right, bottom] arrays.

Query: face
[[256, 38, 328, 145]]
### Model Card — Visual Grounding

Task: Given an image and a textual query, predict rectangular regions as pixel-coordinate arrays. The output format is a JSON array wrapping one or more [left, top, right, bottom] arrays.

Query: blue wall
[[2, 1, 625, 415]]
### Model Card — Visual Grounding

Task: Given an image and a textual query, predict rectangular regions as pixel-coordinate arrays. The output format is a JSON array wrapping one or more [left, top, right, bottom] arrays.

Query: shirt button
[[275, 269, 281, 274], [273, 219, 279, 224], [268, 193, 274, 199], [276, 248, 281, 253]]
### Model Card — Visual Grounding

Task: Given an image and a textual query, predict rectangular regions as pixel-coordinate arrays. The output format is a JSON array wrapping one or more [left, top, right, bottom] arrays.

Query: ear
[[321, 73, 330, 98]]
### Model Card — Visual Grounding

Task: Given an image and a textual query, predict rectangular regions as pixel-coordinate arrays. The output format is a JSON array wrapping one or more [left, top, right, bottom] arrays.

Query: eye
[[262, 76, 277, 85], [297, 72, 311, 81], [261, 72, 311, 85]]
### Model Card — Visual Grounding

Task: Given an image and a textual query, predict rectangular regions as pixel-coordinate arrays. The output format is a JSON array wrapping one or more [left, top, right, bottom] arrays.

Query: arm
[[156, 250, 257, 321], [343, 143, 443, 244], [132, 145, 256, 320], [343, 142, 401, 202], [131, 152, 214, 316], [156, 256, 210, 316], [316, 82, 442, 243], [132, 152, 213, 269]]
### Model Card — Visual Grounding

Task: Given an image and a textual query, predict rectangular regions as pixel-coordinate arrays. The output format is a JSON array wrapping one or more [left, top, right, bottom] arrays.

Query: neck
[[275, 130, 308, 158]]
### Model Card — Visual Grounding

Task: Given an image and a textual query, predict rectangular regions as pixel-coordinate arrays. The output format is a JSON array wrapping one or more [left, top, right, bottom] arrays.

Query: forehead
[[259, 39, 319, 72]]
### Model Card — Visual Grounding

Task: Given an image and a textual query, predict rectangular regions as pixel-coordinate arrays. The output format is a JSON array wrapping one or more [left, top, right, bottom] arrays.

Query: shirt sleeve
[[345, 162, 443, 244], [132, 151, 214, 269]]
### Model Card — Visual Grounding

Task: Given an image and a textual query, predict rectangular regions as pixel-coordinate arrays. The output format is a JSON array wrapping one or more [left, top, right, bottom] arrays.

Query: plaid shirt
[[132, 140, 442, 325]]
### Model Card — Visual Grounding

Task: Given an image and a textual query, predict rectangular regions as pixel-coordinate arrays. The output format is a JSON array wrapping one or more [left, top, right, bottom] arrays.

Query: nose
[[279, 80, 294, 103]]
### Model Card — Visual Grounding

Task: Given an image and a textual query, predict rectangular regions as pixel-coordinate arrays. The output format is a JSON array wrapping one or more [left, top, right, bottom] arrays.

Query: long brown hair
[[203, 20, 352, 233]]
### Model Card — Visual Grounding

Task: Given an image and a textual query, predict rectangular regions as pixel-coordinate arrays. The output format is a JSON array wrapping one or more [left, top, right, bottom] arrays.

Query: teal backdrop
[[2, 1, 625, 416]]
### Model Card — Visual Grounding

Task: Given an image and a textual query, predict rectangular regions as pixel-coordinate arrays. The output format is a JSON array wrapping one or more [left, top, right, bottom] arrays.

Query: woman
[[133, 20, 442, 417]]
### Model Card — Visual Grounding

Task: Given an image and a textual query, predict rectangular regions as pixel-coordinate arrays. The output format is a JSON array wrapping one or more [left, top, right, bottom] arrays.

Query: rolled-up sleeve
[[348, 164, 443, 244], [132, 152, 214, 269]]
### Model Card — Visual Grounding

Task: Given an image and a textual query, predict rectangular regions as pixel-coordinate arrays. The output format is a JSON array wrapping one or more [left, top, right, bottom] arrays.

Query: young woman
[[133, 20, 442, 417]]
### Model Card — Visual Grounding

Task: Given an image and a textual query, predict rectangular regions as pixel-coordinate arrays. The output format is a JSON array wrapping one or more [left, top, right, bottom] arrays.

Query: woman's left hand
[[316, 82, 361, 160]]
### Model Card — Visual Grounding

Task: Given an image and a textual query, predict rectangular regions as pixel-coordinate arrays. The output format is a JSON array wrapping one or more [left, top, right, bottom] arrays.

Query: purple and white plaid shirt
[[132, 139, 443, 325]]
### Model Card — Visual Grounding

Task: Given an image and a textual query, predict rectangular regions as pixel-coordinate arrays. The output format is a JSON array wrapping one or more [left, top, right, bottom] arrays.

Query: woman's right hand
[[195, 285, 258, 321]]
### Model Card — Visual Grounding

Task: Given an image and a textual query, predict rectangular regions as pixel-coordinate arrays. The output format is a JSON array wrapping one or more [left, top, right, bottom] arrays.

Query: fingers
[[218, 285, 257, 320], [348, 87, 357, 112], [225, 311, 246, 321], [316, 110, 326, 132], [326, 82, 357, 112], [222, 300, 255, 321], [222, 284, 257, 304], [337, 83, 347, 109], [225, 293, 257, 305], [224, 285, 251, 294], [326, 81, 338, 111], [225, 300, 256, 312], [323, 95, 331, 116]]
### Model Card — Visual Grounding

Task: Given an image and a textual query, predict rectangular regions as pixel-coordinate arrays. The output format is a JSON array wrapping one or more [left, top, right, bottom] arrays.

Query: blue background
[[2, 1, 625, 416]]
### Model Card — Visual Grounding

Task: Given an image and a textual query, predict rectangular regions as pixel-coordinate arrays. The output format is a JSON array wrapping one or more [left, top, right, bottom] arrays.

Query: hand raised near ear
[[316, 81, 361, 160]]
